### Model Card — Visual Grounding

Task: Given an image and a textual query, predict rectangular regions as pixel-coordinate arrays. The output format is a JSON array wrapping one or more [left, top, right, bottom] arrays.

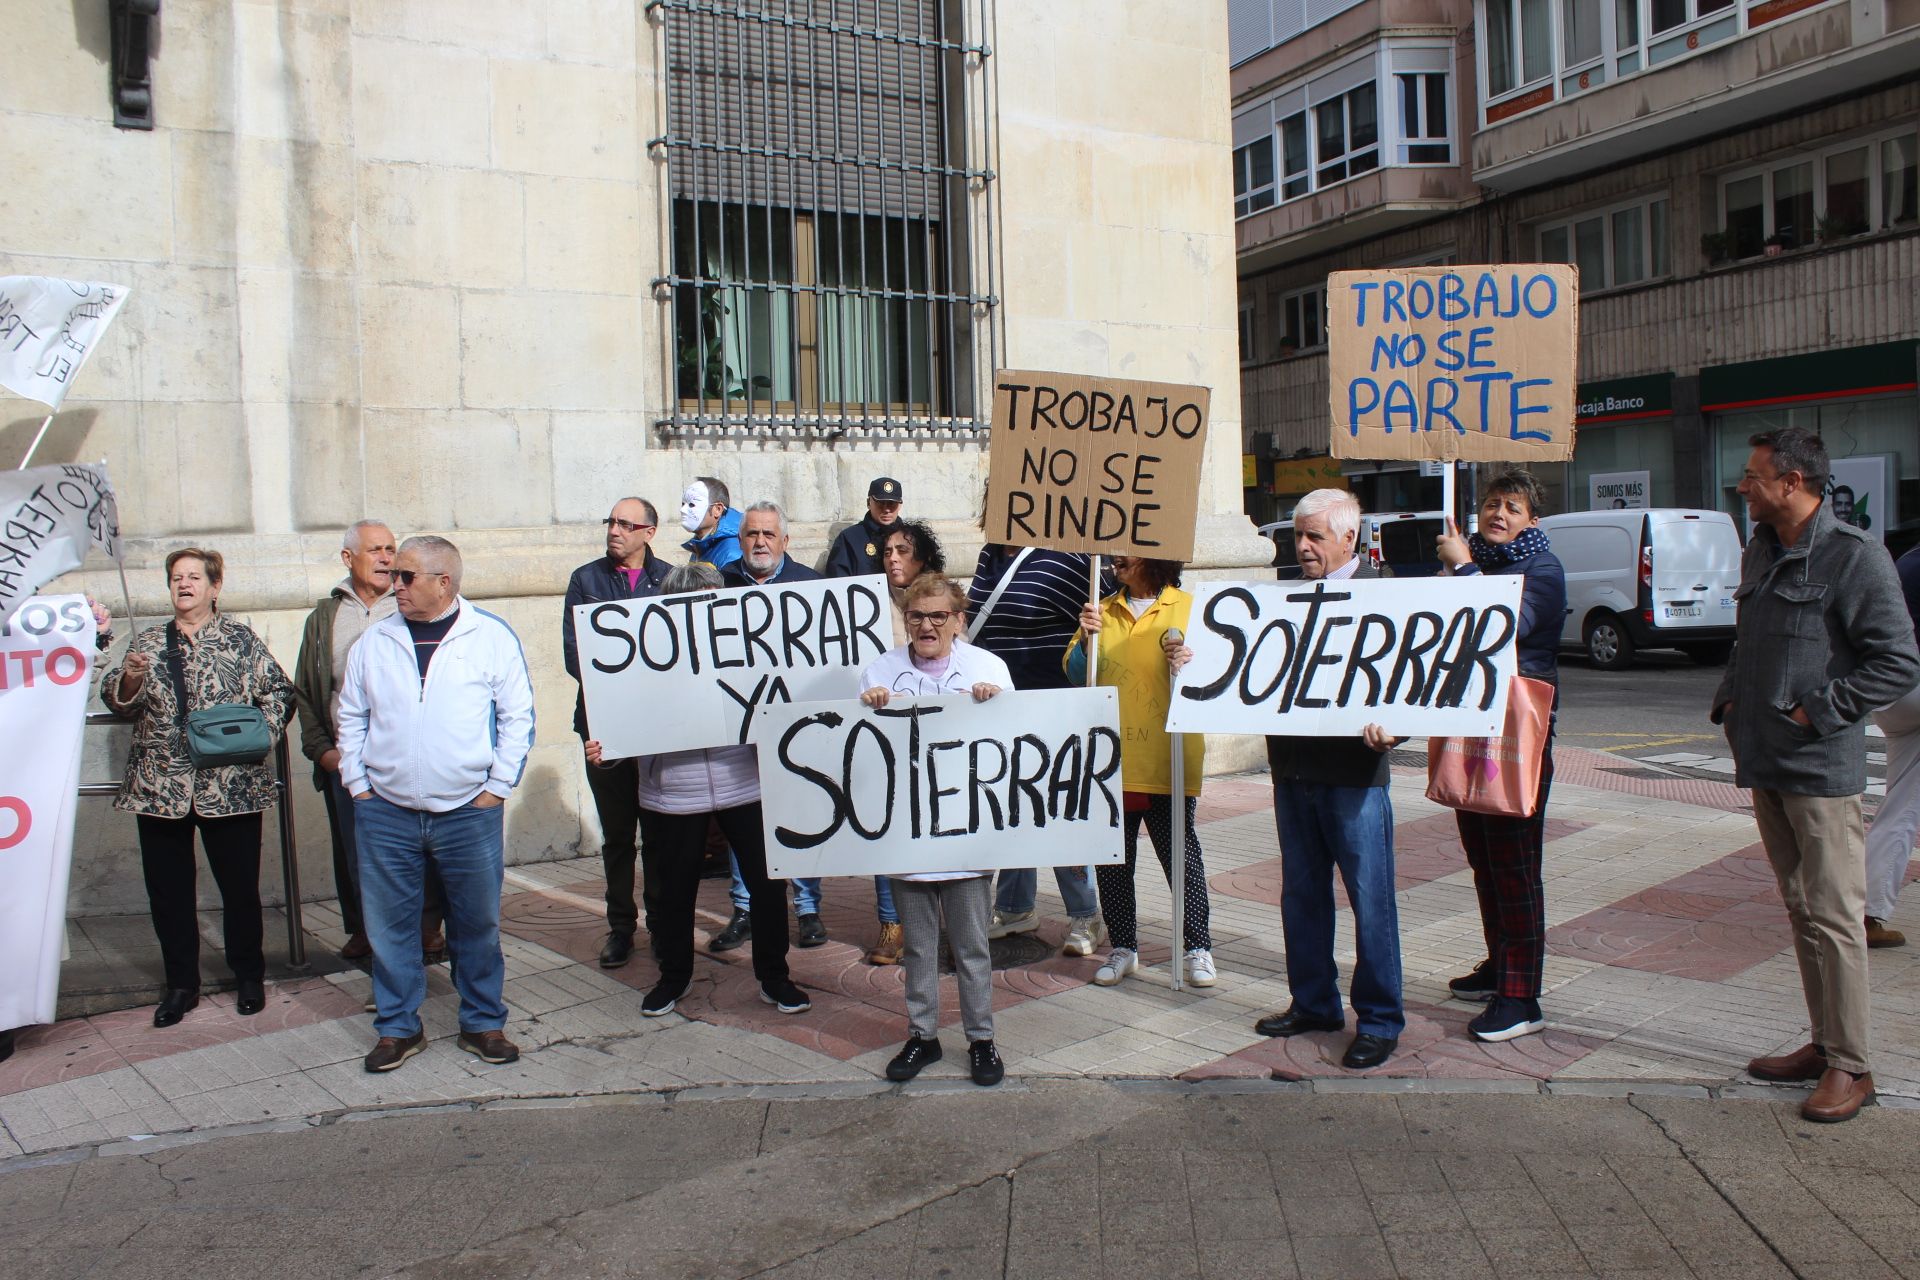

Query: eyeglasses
[[388, 569, 448, 586], [904, 610, 954, 627], [603, 518, 655, 533]]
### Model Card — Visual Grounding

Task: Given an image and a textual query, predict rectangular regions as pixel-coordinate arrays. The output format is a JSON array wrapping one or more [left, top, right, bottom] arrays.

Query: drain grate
[[935, 932, 1056, 973]]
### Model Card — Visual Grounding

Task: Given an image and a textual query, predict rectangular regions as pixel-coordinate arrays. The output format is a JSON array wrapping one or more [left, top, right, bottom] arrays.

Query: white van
[[1539, 508, 1743, 670]]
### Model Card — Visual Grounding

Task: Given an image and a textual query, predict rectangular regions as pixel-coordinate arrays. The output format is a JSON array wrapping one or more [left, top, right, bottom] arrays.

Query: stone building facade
[[0, 0, 1264, 912]]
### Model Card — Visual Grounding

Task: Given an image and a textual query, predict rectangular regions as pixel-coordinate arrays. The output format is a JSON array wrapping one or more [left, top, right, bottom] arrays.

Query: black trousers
[[638, 802, 788, 988], [135, 811, 266, 991], [585, 753, 659, 936], [319, 770, 364, 936]]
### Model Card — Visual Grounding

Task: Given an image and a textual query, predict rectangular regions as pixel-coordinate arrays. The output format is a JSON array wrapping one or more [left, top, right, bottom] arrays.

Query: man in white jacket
[[339, 535, 536, 1073]]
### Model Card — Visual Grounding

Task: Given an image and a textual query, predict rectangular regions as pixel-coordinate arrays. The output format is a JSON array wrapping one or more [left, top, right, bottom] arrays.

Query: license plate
[[1665, 604, 1701, 618]]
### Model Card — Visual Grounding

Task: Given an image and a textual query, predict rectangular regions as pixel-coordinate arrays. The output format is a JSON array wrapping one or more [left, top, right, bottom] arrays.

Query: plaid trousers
[[1456, 746, 1555, 1000]]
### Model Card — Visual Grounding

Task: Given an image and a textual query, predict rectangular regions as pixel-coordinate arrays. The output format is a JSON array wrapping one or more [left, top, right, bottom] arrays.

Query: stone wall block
[[349, 0, 547, 57], [549, 411, 658, 524], [359, 284, 463, 409], [129, 262, 243, 403], [142, 401, 254, 537], [358, 162, 527, 289], [543, 0, 642, 68], [351, 36, 492, 168], [361, 408, 556, 531], [525, 177, 645, 296], [0, 113, 172, 262], [2, 0, 115, 121], [490, 59, 639, 181], [289, 403, 366, 531], [460, 292, 646, 411], [158, 0, 240, 134], [232, 4, 351, 145]]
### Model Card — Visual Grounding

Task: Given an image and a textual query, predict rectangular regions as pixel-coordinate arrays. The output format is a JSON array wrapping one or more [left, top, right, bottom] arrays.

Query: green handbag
[[166, 621, 274, 768]]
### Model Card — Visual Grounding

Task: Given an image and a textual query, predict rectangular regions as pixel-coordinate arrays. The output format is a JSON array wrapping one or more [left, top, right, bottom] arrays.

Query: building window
[[1562, 0, 1602, 64], [1314, 83, 1379, 187], [1280, 286, 1326, 354], [1486, 0, 1552, 98], [1280, 112, 1310, 199], [1235, 136, 1277, 218], [1717, 127, 1920, 258], [656, 0, 995, 438], [1537, 195, 1669, 290], [1651, 0, 1732, 36], [1397, 73, 1450, 164]]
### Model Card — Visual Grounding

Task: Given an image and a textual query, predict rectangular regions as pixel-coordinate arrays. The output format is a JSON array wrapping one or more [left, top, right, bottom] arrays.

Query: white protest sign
[[0, 462, 123, 628], [0, 277, 130, 410], [576, 575, 892, 758], [0, 596, 95, 1029], [1167, 576, 1526, 737], [1588, 470, 1650, 510], [751, 688, 1126, 878]]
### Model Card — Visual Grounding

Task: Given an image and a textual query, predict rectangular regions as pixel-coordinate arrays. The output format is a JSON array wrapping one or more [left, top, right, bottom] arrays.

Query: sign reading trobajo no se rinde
[[1327, 265, 1578, 464], [984, 369, 1211, 561]]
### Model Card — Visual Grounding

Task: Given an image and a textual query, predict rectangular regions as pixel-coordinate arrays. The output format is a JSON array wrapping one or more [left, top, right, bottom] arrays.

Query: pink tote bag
[[1425, 675, 1555, 818]]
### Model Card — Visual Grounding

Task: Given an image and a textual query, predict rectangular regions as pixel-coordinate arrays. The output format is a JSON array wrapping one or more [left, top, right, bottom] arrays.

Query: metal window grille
[[650, 0, 999, 441]]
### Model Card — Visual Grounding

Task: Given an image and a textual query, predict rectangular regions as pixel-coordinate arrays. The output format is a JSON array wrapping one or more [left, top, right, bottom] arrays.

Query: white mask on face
[[679, 483, 709, 534]]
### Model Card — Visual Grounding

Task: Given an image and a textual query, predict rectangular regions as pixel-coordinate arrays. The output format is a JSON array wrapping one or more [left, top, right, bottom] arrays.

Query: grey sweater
[[1712, 505, 1920, 796]]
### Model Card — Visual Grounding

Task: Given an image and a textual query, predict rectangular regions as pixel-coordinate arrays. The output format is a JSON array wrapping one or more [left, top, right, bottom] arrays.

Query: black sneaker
[[709, 908, 752, 953], [642, 981, 688, 1017], [760, 979, 812, 1014], [886, 1036, 943, 1081], [797, 913, 828, 948], [1469, 995, 1545, 1042], [968, 1039, 1005, 1087], [1448, 958, 1497, 1003]]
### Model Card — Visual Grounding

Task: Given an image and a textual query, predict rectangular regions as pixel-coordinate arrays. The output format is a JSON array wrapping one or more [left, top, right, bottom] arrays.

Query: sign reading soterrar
[[1327, 265, 1578, 464]]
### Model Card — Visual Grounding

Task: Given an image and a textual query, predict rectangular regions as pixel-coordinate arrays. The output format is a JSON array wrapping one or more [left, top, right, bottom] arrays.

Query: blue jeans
[[993, 865, 1098, 918], [729, 854, 819, 915], [873, 875, 898, 925], [355, 793, 508, 1040], [1273, 782, 1403, 1038]]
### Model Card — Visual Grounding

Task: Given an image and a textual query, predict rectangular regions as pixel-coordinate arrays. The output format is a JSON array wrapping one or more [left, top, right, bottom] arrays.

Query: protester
[[1251, 490, 1403, 1070], [587, 562, 813, 1019], [339, 536, 536, 1073], [293, 520, 398, 961], [1865, 542, 1920, 948], [679, 476, 742, 571], [1434, 469, 1567, 1043], [101, 548, 295, 1028], [855, 520, 950, 965], [860, 572, 1008, 1085], [710, 501, 828, 949], [1712, 429, 1920, 1122], [824, 476, 905, 578], [563, 498, 673, 969], [967, 530, 1108, 957], [1067, 555, 1215, 989]]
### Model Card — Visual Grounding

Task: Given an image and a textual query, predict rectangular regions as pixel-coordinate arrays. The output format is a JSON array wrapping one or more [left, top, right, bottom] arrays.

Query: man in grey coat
[[1713, 427, 1920, 1123]]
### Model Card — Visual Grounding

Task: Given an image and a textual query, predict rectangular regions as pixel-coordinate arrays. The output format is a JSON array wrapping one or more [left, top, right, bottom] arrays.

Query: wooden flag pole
[[1167, 626, 1187, 994], [1086, 556, 1102, 688], [15, 412, 55, 470]]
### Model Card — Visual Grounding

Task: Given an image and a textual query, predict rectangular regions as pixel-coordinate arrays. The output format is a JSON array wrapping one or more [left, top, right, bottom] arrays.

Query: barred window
[[653, 0, 998, 440]]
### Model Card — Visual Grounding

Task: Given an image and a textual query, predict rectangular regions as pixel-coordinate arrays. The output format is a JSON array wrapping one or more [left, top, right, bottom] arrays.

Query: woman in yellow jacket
[[1065, 555, 1215, 989]]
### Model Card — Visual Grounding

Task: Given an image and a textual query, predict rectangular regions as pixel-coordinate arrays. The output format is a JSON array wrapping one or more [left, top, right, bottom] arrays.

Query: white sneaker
[[1184, 949, 1217, 988], [988, 909, 1038, 940], [1093, 947, 1138, 986], [1062, 916, 1106, 957]]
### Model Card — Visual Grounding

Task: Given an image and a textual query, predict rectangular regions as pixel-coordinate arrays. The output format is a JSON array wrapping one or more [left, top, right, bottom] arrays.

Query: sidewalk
[[4, 747, 1918, 1160]]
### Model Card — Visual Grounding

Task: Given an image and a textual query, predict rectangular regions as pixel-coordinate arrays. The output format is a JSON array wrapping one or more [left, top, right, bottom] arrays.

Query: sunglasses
[[603, 518, 655, 533], [904, 610, 954, 627], [388, 569, 448, 586]]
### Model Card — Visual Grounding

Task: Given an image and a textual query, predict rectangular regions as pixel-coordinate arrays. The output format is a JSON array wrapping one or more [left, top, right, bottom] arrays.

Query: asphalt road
[[1552, 647, 1727, 762]]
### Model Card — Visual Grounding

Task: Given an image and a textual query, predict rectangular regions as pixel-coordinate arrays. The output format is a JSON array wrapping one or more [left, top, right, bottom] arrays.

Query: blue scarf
[[1469, 526, 1550, 572]]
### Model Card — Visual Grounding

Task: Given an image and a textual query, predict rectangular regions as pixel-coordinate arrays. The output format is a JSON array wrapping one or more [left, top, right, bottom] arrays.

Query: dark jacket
[[721, 557, 823, 588], [291, 585, 396, 788], [824, 515, 893, 578], [563, 548, 674, 735], [682, 507, 743, 571], [1712, 505, 1920, 796], [1454, 546, 1567, 683], [1266, 562, 1391, 789]]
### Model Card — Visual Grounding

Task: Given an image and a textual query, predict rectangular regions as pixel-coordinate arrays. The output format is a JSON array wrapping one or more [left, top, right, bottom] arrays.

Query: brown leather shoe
[[456, 1030, 520, 1065], [1748, 1042, 1828, 1082], [866, 921, 905, 966], [1802, 1067, 1874, 1123], [363, 1031, 426, 1073], [421, 927, 447, 964], [339, 932, 372, 960], [1867, 916, 1906, 948]]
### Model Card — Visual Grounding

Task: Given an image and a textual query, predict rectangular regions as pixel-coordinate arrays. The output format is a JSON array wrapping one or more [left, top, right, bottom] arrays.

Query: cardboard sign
[[1166, 576, 1525, 738], [984, 369, 1210, 560], [752, 688, 1126, 878], [1327, 266, 1578, 464], [576, 575, 892, 758]]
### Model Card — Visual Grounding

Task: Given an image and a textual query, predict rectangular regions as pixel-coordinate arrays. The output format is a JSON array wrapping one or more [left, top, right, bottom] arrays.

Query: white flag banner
[[0, 462, 122, 627], [0, 595, 96, 1029], [751, 688, 1127, 878], [1167, 575, 1526, 738], [0, 276, 131, 410]]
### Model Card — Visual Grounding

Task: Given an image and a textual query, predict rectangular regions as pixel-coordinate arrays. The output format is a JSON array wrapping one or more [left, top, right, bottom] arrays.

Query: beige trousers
[[1752, 789, 1871, 1073]]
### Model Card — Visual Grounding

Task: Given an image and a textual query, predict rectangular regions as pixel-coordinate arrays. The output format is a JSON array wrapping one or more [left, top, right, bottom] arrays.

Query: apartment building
[[1232, 0, 1920, 538]]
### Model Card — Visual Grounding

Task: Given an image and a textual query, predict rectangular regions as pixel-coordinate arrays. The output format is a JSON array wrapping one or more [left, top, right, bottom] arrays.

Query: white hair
[[741, 500, 789, 538], [1291, 488, 1361, 544], [399, 534, 463, 593], [343, 519, 393, 552]]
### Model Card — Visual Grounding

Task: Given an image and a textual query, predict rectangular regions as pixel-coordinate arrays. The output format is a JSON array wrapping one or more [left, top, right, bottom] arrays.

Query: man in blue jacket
[[563, 498, 673, 969], [679, 476, 742, 570], [1715, 428, 1920, 1123]]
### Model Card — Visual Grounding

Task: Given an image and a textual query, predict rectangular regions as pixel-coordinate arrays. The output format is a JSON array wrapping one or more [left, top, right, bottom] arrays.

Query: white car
[[1539, 508, 1743, 670], [1257, 510, 1453, 579]]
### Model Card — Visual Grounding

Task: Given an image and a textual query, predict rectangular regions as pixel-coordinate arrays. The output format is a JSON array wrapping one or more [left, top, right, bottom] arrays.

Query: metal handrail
[[80, 711, 309, 972]]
